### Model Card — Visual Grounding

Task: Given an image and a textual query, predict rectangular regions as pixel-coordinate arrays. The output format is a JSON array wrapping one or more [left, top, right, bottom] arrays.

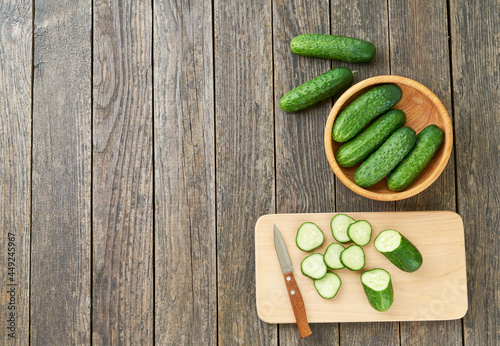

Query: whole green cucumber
[[332, 84, 403, 142], [387, 125, 445, 191], [336, 109, 406, 167], [291, 34, 376, 63], [354, 127, 416, 188], [279, 67, 353, 112]]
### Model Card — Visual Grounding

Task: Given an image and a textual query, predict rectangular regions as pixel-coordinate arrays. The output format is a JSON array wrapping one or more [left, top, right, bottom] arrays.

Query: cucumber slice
[[374, 230, 423, 272], [323, 243, 345, 270], [314, 272, 342, 299], [361, 268, 394, 312], [296, 222, 325, 252], [330, 214, 355, 243], [340, 245, 365, 271], [301, 253, 327, 280], [347, 220, 372, 246]]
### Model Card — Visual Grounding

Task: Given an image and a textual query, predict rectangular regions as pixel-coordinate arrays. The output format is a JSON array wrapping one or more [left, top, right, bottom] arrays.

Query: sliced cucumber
[[374, 230, 423, 272], [347, 220, 372, 246], [330, 214, 355, 243], [340, 245, 365, 271], [301, 253, 327, 280], [314, 272, 342, 299], [323, 243, 345, 270], [361, 268, 394, 312], [296, 222, 325, 252]]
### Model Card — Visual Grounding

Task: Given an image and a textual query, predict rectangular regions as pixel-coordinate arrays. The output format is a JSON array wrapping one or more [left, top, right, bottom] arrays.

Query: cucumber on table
[[388, 124, 445, 191], [290, 34, 376, 63], [336, 109, 406, 167], [314, 272, 342, 299], [296, 222, 324, 252], [340, 245, 365, 271], [279, 67, 354, 112], [323, 243, 345, 270], [354, 127, 417, 188], [330, 214, 355, 243], [332, 84, 403, 142], [361, 268, 394, 312], [301, 253, 327, 280], [347, 220, 372, 246], [374, 229, 423, 272]]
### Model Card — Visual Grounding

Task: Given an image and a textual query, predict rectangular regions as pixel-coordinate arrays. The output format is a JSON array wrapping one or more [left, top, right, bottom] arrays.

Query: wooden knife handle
[[283, 272, 312, 339]]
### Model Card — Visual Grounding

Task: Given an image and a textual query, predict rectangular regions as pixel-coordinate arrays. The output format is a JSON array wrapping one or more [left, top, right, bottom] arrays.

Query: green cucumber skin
[[291, 34, 376, 63], [388, 125, 445, 191], [336, 109, 406, 167], [376, 233, 423, 273], [354, 127, 416, 188], [279, 67, 354, 112], [361, 269, 394, 312], [332, 84, 403, 142]]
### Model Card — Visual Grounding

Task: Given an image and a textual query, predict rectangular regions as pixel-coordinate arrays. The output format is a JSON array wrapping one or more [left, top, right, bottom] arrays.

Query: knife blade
[[274, 224, 312, 339]]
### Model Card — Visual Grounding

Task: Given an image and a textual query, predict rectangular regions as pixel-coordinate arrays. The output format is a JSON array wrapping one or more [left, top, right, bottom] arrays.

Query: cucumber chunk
[[314, 272, 342, 299], [361, 268, 394, 312], [323, 243, 346, 270], [340, 245, 365, 271], [296, 222, 325, 252], [374, 230, 423, 272], [301, 253, 328, 280], [330, 214, 355, 243], [347, 220, 372, 246]]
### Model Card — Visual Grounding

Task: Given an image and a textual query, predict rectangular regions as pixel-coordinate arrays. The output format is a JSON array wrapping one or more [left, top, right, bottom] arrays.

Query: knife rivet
[[290, 290, 295, 295], [286, 276, 291, 281]]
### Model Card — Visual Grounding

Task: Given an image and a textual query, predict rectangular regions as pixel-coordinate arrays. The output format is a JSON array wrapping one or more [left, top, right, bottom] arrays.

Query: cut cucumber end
[[301, 253, 327, 280], [331, 214, 355, 243], [323, 243, 345, 269], [340, 245, 365, 271], [296, 222, 325, 251], [374, 229, 401, 252], [361, 268, 391, 291], [347, 220, 372, 246], [314, 272, 342, 299]]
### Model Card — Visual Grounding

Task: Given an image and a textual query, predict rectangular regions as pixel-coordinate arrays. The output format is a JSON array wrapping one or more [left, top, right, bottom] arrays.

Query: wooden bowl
[[324, 75, 453, 201]]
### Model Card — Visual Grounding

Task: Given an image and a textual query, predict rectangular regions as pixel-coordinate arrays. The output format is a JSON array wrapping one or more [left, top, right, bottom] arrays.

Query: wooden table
[[1, 0, 498, 344]]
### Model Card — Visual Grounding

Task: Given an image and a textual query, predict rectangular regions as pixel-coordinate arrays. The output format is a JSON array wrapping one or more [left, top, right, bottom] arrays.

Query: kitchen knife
[[273, 224, 312, 339]]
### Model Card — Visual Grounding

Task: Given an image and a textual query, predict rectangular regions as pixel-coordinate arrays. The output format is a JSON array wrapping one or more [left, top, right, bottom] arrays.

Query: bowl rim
[[324, 75, 453, 201]]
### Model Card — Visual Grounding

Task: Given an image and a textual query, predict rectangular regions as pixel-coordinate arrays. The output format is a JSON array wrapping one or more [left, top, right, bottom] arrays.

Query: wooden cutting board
[[255, 211, 467, 323]]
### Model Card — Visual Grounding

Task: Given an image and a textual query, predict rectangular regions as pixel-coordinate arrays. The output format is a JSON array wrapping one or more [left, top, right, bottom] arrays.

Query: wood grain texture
[[214, 0, 277, 344], [92, 0, 153, 344], [450, 1, 500, 345], [153, 0, 216, 344], [387, 1, 462, 345], [256, 212, 467, 323], [31, 0, 91, 344], [273, 0, 341, 343], [0, 1, 31, 344], [330, 1, 399, 345]]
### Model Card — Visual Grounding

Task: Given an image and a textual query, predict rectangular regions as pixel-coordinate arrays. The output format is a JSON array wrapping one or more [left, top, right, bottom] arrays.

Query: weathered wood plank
[[153, 0, 216, 344], [388, 1, 462, 344], [450, 1, 500, 345], [92, 0, 153, 344], [273, 0, 340, 343], [331, 1, 399, 344], [214, 0, 277, 344], [31, 0, 91, 344], [0, 1, 31, 344]]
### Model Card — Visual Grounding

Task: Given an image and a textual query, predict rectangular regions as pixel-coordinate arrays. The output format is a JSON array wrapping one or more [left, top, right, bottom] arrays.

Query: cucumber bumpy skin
[[291, 34, 376, 63], [336, 109, 406, 167], [354, 127, 416, 188], [279, 67, 353, 112], [361, 268, 394, 312], [388, 124, 445, 191], [332, 84, 403, 142]]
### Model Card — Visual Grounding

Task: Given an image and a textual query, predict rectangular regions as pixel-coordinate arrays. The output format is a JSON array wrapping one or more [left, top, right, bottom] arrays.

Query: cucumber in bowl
[[361, 268, 394, 312], [374, 229, 423, 272]]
